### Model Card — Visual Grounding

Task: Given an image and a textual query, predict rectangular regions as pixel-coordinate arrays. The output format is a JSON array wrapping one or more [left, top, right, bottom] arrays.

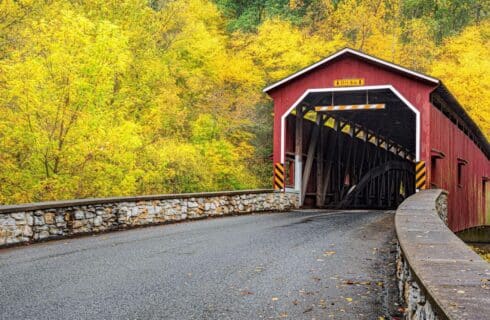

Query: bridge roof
[[433, 83, 490, 159], [263, 48, 439, 93]]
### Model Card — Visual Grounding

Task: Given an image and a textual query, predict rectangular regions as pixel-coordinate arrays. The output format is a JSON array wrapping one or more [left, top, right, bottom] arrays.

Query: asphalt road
[[0, 210, 398, 320]]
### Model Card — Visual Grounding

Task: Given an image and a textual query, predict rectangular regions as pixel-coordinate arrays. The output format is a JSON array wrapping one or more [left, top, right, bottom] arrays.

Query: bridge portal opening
[[282, 86, 417, 209]]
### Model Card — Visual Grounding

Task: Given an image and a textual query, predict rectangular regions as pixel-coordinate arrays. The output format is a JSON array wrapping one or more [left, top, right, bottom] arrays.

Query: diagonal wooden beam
[[321, 120, 340, 205], [301, 114, 326, 204]]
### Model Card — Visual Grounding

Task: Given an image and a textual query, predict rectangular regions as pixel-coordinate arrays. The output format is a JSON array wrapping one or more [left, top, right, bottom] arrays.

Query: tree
[[0, 0, 488, 204], [430, 21, 490, 138]]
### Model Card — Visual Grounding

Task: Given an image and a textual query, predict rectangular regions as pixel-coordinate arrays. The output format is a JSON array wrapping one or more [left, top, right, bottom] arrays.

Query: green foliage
[[215, 0, 318, 31], [401, 0, 488, 41], [0, 0, 488, 204]]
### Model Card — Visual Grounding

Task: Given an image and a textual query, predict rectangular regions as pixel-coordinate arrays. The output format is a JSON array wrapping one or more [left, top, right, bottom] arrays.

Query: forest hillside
[[0, 0, 488, 203]]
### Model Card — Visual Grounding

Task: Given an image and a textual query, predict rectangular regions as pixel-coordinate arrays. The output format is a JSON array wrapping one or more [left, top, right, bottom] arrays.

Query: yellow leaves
[[430, 21, 490, 139], [345, 297, 353, 302], [0, 0, 488, 203], [397, 18, 438, 71], [0, 0, 267, 203], [235, 19, 338, 83]]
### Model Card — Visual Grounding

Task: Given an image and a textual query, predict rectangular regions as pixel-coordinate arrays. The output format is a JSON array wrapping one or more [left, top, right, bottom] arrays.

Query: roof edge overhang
[[263, 47, 439, 93], [432, 83, 490, 159]]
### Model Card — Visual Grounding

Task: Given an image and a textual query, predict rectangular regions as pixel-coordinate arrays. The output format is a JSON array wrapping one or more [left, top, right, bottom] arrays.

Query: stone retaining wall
[[395, 189, 490, 320], [0, 190, 298, 247]]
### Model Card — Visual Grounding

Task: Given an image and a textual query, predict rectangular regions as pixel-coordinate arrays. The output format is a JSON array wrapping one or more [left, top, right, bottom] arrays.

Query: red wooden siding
[[430, 106, 490, 231]]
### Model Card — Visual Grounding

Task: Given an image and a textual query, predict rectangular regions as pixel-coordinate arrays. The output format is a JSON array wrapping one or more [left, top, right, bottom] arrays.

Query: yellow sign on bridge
[[333, 78, 365, 87]]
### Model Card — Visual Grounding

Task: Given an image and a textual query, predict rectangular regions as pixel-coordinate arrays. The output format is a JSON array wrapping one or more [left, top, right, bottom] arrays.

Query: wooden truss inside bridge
[[284, 88, 417, 209]]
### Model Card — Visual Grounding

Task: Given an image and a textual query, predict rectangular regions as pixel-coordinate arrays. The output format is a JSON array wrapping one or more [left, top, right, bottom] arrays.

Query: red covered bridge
[[265, 48, 490, 232]]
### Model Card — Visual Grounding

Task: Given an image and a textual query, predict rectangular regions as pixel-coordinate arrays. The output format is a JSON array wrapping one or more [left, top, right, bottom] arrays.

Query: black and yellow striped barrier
[[274, 163, 285, 191], [415, 161, 427, 190], [315, 104, 385, 112]]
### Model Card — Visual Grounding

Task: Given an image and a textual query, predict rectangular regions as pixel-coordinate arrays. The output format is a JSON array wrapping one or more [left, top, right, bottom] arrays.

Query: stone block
[[93, 216, 103, 227], [11, 212, 26, 220], [23, 226, 33, 237], [44, 212, 55, 225], [85, 211, 95, 219], [49, 226, 60, 235], [26, 214, 34, 226], [35, 225, 49, 231], [34, 210, 44, 216], [72, 221, 85, 229], [38, 231, 50, 239], [34, 216, 44, 226], [129, 208, 139, 218], [74, 210, 85, 220]]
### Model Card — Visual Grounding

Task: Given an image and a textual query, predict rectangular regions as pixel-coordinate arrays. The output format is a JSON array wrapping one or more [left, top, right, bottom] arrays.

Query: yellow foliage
[[430, 21, 490, 138], [0, 0, 488, 204], [234, 19, 344, 83]]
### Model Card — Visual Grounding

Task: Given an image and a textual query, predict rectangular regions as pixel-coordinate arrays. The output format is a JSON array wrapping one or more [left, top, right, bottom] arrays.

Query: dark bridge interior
[[286, 88, 416, 208]]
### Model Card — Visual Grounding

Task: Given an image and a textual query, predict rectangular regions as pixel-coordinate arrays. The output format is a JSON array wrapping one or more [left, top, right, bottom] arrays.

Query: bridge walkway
[[0, 210, 398, 319]]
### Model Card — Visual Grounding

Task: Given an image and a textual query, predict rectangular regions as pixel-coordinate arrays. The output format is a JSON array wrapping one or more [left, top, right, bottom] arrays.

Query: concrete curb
[[395, 189, 490, 319]]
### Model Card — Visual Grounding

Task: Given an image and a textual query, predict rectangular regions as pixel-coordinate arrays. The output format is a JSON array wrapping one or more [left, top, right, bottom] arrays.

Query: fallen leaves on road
[[343, 280, 371, 286], [272, 297, 279, 301], [318, 299, 327, 309], [481, 278, 489, 289], [240, 290, 254, 295], [345, 297, 353, 302], [323, 250, 336, 256], [303, 306, 313, 313]]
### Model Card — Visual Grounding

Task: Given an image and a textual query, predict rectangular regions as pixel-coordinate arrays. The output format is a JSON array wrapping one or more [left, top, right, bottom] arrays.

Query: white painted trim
[[264, 48, 439, 93], [280, 85, 421, 166]]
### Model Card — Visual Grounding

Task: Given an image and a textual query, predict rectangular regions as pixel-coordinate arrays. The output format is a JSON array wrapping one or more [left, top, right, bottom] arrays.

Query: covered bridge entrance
[[265, 48, 490, 232], [280, 86, 417, 209]]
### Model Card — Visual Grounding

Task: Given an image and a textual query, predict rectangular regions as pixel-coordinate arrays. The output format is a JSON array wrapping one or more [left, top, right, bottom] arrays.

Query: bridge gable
[[266, 49, 439, 118]]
